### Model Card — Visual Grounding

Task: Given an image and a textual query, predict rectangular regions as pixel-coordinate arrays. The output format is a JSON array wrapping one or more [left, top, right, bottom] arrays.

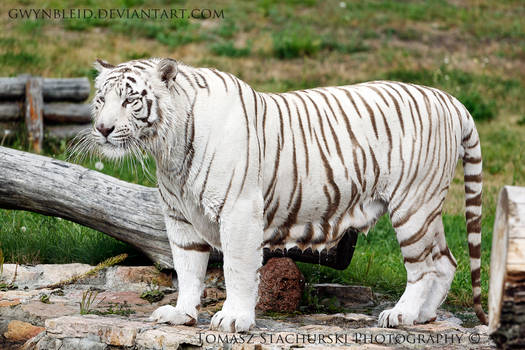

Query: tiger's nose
[[96, 124, 115, 138]]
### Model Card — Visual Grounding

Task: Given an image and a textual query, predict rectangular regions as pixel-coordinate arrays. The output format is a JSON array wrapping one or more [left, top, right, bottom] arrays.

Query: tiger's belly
[[262, 177, 387, 252]]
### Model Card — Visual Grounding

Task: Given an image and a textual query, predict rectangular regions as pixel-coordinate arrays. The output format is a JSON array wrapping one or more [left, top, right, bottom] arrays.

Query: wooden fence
[[0, 75, 91, 152]]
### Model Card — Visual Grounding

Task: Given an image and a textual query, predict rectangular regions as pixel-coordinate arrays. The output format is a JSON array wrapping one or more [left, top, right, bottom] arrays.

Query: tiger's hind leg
[[417, 219, 457, 323], [378, 203, 443, 327]]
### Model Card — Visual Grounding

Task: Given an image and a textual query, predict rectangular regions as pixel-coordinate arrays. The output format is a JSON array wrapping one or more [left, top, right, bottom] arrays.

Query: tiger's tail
[[461, 113, 487, 325]]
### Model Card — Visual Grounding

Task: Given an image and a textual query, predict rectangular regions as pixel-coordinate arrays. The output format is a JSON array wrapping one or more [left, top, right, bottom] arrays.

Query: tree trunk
[[489, 186, 525, 349], [0, 146, 357, 270]]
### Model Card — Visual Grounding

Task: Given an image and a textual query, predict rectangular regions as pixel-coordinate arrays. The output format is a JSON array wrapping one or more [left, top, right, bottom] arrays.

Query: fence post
[[489, 186, 525, 348], [24, 77, 44, 153]]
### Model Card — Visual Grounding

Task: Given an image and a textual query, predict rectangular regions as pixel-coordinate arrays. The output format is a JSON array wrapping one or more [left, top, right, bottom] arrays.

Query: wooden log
[[489, 186, 525, 349], [0, 146, 357, 270], [0, 77, 90, 102], [25, 77, 44, 153], [46, 124, 91, 139], [43, 78, 91, 102], [0, 103, 91, 124], [0, 102, 23, 121], [44, 103, 92, 123]]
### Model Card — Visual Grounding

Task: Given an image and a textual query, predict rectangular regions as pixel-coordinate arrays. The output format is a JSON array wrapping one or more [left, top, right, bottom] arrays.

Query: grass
[[0, 211, 143, 265], [298, 214, 493, 309], [272, 26, 322, 59], [0, 0, 524, 314], [89, 302, 135, 317], [79, 290, 104, 315], [140, 283, 165, 303], [210, 40, 251, 58], [321, 34, 370, 55]]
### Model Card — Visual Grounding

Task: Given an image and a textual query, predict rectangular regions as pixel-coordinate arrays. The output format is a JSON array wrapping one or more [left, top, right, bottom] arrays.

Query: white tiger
[[85, 57, 486, 332]]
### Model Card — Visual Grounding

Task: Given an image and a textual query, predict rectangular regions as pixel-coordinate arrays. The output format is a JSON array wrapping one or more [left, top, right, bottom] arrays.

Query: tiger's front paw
[[378, 307, 417, 328], [149, 305, 196, 326], [210, 308, 255, 333]]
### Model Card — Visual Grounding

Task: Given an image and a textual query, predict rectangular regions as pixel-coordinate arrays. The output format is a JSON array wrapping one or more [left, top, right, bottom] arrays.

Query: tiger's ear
[[157, 58, 178, 87], [94, 59, 115, 72]]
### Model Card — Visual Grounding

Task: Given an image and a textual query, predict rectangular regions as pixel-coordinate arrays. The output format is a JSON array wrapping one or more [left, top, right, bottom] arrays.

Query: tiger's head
[[86, 58, 178, 160]]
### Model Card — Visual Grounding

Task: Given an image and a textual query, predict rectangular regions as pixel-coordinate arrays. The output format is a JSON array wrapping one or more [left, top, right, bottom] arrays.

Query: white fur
[[88, 59, 484, 332]]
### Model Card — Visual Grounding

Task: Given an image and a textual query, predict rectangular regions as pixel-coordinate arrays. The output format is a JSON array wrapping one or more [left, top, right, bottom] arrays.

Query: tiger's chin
[[98, 143, 129, 160]]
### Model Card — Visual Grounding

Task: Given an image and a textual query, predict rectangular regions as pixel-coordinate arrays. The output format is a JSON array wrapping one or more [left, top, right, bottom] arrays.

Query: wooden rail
[[0, 77, 90, 102], [0, 76, 92, 151]]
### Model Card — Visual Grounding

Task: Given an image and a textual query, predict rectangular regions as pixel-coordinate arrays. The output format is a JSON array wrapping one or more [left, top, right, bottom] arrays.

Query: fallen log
[[489, 186, 525, 349], [0, 77, 90, 102], [0, 146, 357, 270]]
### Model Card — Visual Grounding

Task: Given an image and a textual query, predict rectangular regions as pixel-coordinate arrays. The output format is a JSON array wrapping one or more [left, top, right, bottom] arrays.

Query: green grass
[[321, 34, 370, 54], [210, 40, 251, 58], [380, 66, 523, 121], [0, 52, 41, 69], [481, 128, 525, 181], [0, 210, 145, 265], [0, 139, 155, 266], [213, 19, 238, 39], [272, 26, 322, 59], [298, 214, 493, 309]]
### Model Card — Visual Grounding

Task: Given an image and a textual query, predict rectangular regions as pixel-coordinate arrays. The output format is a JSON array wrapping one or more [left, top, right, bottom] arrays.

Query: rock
[[45, 315, 147, 347], [1, 265, 40, 288], [256, 257, 305, 312], [20, 330, 45, 350], [59, 336, 107, 350], [2, 264, 176, 293], [312, 283, 374, 307], [0, 299, 21, 307], [21, 302, 78, 323], [1, 264, 93, 289], [205, 267, 226, 289], [307, 313, 376, 327], [22, 311, 496, 350], [97, 291, 150, 306], [110, 266, 172, 287], [475, 324, 489, 335], [4, 320, 45, 342], [135, 325, 202, 349], [0, 263, 497, 349], [203, 287, 226, 300]]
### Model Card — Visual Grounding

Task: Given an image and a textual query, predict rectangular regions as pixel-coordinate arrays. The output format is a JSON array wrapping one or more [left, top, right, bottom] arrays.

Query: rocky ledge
[[0, 263, 494, 349]]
